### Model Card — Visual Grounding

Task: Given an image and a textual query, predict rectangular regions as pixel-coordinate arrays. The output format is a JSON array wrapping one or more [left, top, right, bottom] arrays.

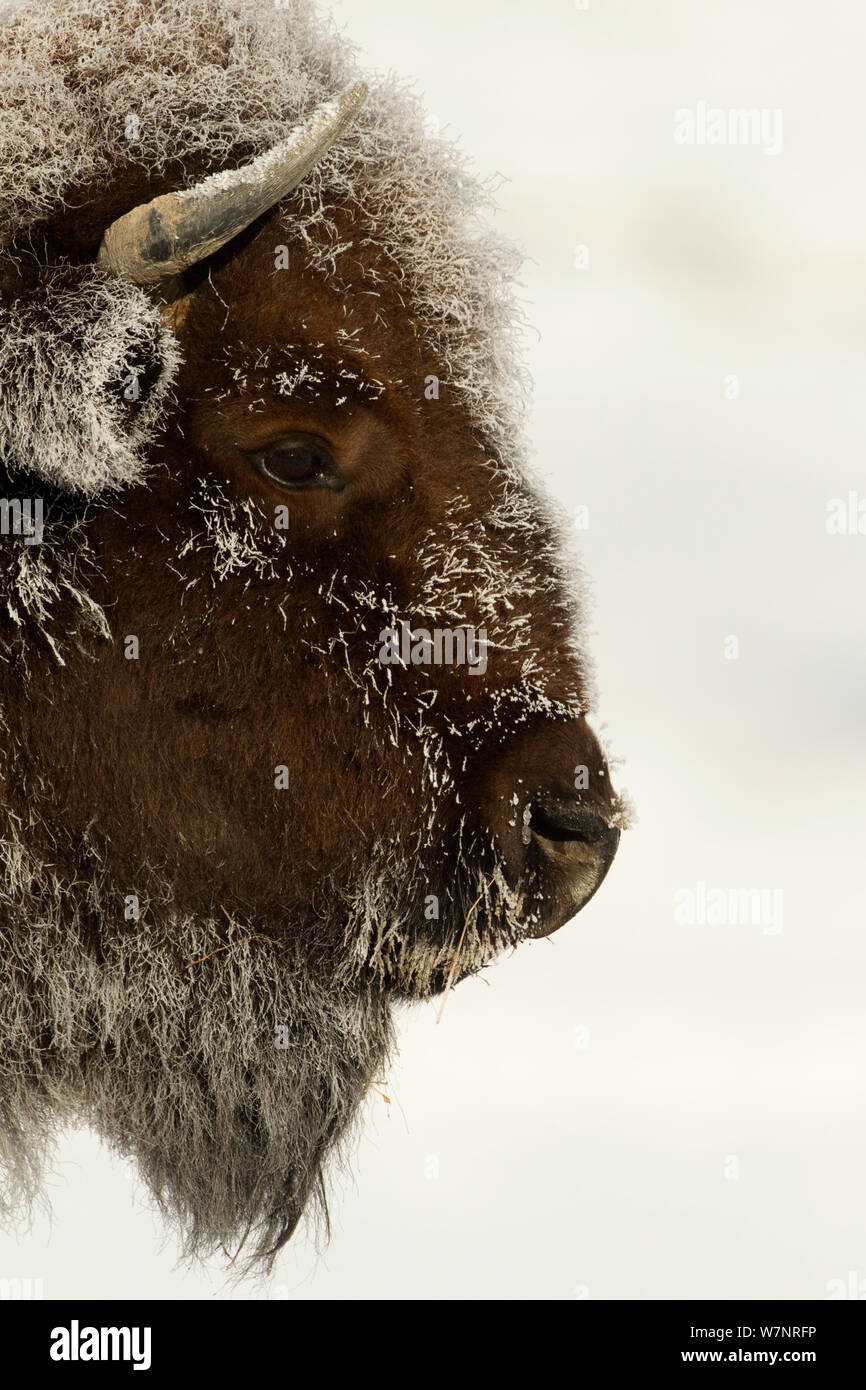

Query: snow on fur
[[0, 823, 393, 1267], [0, 0, 530, 489], [0, 266, 180, 495]]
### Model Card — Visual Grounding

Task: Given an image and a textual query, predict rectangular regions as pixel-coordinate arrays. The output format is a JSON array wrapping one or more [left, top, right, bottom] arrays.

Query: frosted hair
[[0, 0, 528, 493]]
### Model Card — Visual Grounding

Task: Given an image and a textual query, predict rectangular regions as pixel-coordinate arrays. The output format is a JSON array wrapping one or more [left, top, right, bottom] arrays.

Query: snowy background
[[1, 0, 864, 1299]]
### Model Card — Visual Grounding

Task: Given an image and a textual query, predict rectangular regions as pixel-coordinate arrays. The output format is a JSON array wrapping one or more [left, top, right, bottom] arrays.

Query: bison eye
[[244, 434, 345, 491]]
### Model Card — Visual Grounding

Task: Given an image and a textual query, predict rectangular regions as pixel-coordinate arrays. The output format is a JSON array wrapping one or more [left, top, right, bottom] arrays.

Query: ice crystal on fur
[[0, 828, 393, 1267], [0, 264, 180, 495]]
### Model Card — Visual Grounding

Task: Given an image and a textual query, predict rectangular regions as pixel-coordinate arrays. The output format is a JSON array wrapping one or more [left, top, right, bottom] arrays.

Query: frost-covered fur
[[0, 509, 110, 666], [0, 826, 393, 1268], [0, 265, 180, 494], [0, 0, 528, 489]]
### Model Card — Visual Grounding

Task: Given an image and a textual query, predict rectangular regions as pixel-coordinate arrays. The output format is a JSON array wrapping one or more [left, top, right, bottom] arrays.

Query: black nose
[[526, 791, 620, 934], [529, 799, 615, 847]]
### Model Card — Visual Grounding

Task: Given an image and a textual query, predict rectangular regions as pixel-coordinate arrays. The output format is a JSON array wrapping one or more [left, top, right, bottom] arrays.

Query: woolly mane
[[0, 0, 528, 494]]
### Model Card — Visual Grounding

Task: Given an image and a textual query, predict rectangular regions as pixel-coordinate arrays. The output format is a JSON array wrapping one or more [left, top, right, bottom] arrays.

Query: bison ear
[[96, 82, 368, 289], [0, 83, 366, 497], [0, 263, 180, 496]]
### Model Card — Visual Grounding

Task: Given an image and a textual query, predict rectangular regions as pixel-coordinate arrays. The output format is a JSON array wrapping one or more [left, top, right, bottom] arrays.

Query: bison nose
[[525, 791, 620, 936]]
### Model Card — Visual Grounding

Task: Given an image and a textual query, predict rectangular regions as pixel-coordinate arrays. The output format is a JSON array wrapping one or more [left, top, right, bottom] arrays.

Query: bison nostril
[[529, 800, 614, 847], [524, 792, 620, 936]]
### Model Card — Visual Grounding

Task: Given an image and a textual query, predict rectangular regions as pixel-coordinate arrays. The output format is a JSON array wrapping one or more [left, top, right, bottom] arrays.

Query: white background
[[1, 0, 864, 1299]]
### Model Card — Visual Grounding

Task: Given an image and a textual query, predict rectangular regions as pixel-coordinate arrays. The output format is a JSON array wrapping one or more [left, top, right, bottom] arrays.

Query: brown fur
[[0, 0, 624, 1268]]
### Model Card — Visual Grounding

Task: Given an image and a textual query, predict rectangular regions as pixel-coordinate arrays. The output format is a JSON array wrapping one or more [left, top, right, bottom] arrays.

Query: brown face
[[6, 207, 620, 1001], [4, 206, 621, 1011]]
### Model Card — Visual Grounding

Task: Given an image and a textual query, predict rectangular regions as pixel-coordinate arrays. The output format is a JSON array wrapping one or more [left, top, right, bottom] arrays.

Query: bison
[[0, 0, 626, 1270]]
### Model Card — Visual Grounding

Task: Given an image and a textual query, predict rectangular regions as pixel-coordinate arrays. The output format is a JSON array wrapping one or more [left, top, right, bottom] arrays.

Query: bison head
[[0, 0, 626, 1269]]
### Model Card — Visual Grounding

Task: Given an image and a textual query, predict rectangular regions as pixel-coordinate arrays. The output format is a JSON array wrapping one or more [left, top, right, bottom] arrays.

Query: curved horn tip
[[96, 79, 371, 286]]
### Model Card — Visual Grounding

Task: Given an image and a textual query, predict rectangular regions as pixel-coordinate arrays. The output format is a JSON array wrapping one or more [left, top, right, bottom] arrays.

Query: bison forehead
[[174, 180, 508, 473]]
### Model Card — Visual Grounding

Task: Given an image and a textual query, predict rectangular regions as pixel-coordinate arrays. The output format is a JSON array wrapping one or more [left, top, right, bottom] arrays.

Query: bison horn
[[97, 81, 368, 286]]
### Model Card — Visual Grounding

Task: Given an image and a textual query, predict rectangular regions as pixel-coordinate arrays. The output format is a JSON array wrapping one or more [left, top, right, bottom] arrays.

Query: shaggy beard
[[0, 836, 393, 1271], [342, 835, 534, 1001], [0, 816, 531, 1270]]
